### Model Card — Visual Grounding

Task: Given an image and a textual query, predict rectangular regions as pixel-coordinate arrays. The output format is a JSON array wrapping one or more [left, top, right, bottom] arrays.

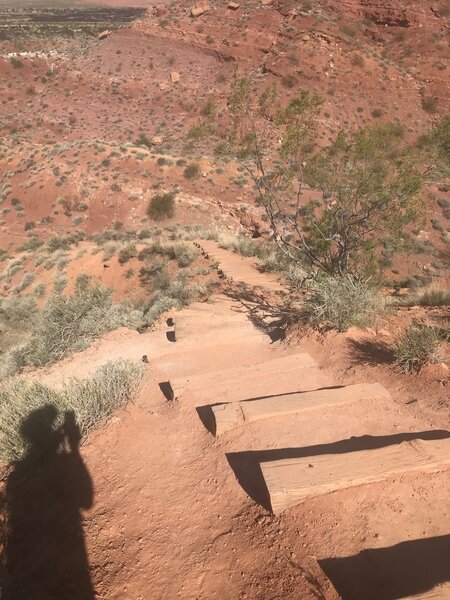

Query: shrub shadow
[[348, 337, 395, 365]]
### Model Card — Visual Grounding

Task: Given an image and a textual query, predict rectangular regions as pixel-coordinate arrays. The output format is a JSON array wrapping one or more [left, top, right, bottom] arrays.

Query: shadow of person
[[2, 406, 94, 600]]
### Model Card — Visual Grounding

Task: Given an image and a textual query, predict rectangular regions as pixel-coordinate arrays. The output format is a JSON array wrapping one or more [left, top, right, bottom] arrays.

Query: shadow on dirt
[[226, 430, 450, 512], [348, 337, 396, 366], [223, 282, 297, 342], [319, 535, 450, 600], [0, 406, 95, 600]]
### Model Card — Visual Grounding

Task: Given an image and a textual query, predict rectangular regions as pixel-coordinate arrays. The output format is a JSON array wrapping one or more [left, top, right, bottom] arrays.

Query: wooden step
[[403, 585, 450, 599], [170, 352, 319, 401], [212, 382, 390, 436], [155, 337, 276, 379], [261, 437, 450, 514]]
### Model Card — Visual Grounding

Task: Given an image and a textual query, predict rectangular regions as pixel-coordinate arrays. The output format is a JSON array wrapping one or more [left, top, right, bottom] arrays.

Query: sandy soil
[[3, 246, 448, 600]]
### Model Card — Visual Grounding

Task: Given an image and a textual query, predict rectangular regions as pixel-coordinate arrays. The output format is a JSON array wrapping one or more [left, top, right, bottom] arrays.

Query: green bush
[[305, 276, 385, 331], [9, 57, 23, 69], [15, 279, 143, 368], [0, 360, 143, 462], [147, 192, 175, 221], [422, 96, 438, 114], [394, 325, 443, 372]]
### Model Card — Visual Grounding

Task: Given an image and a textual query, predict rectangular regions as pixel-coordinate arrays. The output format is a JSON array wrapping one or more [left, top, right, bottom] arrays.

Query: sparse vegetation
[[304, 276, 385, 331], [220, 76, 425, 280], [412, 287, 450, 307], [394, 325, 443, 372], [15, 278, 142, 368], [0, 360, 143, 462]]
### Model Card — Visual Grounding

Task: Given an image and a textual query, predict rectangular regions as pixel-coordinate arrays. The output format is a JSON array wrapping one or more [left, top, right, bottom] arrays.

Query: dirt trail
[[19, 245, 450, 599]]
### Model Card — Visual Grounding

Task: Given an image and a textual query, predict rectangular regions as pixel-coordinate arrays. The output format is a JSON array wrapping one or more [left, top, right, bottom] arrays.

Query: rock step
[[261, 437, 450, 514], [172, 327, 265, 345], [212, 382, 390, 436], [171, 352, 321, 401], [172, 314, 254, 336]]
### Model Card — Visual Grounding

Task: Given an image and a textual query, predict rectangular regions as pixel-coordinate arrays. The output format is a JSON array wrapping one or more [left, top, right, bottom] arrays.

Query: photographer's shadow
[[2, 405, 94, 600]]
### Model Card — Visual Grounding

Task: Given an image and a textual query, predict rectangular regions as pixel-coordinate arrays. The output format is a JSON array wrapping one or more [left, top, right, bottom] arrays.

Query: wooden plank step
[[403, 585, 450, 599], [163, 326, 266, 350], [156, 337, 276, 379], [171, 352, 319, 400], [261, 437, 450, 514], [212, 382, 390, 436]]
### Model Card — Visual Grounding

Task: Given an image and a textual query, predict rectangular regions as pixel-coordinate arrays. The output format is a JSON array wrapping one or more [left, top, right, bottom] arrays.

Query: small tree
[[147, 192, 175, 221], [221, 75, 425, 279]]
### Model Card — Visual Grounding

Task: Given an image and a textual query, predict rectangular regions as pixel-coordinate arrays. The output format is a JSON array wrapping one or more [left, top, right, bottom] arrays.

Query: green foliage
[[303, 124, 423, 276], [394, 325, 443, 372], [146, 192, 175, 221], [305, 276, 385, 331], [0, 360, 143, 462], [15, 278, 142, 368], [183, 163, 200, 180], [9, 56, 23, 69], [220, 76, 425, 280], [135, 133, 152, 148]]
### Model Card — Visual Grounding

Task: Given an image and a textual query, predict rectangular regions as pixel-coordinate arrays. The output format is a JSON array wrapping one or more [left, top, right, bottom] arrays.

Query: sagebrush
[[305, 276, 385, 331], [394, 325, 443, 372]]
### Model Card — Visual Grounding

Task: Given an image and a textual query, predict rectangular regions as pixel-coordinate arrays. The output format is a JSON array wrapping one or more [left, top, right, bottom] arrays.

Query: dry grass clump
[[413, 287, 450, 307], [305, 276, 385, 331], [140, 240, 199, 267], [144, 274, 211, 324], [0, 360, 143, 462], [15, 277, 143, 369], [393, 325, 444, 372]]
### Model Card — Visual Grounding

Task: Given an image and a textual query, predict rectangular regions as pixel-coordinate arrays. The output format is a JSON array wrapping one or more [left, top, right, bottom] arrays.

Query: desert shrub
[[15, 279, 143, 368], [147, 192, 175, 221], [9, 57, 23, 69], [13, 273, 35, 294], [17, 236, 44, 252], [183, 163, 200, 180], [393, 325, 443, 372], [0, 296, 38, 379], [217, 233, 260, 257], [305, 276, 385, 331], [141, 241, 199, 267], [0, 360, 143, 462], [118, 243, 137, 264], [135, 133, 152, 148], [422, 96, 438, 114], [144, 277, 210, 324]]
